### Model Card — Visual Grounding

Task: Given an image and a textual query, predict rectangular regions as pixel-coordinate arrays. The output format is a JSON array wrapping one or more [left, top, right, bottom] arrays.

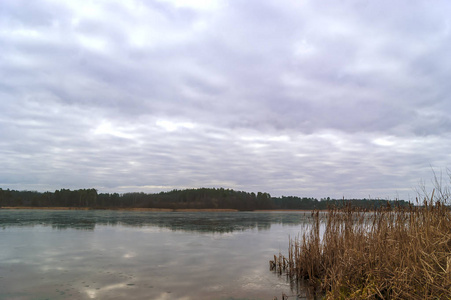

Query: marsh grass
[[271, 192, 451, 299]]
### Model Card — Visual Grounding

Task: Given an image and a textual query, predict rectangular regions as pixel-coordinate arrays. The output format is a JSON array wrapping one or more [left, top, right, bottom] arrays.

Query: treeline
[[0, 187, 410, 210], [273, 196, 410, 210]]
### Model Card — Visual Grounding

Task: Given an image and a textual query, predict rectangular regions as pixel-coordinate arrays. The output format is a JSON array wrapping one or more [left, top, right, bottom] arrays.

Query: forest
[[0, 187, 410, 210]]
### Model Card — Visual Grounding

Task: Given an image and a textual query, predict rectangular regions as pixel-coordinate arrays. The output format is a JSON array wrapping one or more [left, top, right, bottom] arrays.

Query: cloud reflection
[[1, 211, 309, 299]]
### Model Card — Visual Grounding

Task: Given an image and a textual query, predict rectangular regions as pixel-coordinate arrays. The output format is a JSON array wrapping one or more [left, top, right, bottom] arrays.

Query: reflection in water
[[0, 209, 313, 232], [0, 210, 315, 300]]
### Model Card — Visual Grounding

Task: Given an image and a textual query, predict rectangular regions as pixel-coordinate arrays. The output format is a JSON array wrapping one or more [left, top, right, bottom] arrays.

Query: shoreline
[[0, 207, 315, 212], [0, 206, 239, 212]]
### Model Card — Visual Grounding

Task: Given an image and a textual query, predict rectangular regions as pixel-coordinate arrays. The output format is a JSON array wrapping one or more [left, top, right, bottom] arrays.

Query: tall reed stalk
[[271, 193, 451, 299]]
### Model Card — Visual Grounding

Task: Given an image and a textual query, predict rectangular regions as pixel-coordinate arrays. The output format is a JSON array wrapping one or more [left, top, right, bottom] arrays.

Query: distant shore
[[0, 206, 240, 212], [0, 206, 315, 212]]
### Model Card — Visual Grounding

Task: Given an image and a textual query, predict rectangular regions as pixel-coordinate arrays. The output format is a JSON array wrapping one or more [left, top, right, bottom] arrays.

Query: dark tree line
[[0, 187, 409, 210], [273, 196, 410, 210]]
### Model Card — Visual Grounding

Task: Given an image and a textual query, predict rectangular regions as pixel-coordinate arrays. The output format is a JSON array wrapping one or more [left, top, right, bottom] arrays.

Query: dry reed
[[271, 192, 451, 299]]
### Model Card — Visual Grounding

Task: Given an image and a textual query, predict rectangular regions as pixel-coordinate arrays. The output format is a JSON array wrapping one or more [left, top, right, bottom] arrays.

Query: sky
[[1, 0, 451, 200]]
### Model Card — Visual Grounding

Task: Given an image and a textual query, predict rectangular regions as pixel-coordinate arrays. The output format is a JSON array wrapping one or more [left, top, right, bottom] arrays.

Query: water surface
[[0, 209, 314, 300]]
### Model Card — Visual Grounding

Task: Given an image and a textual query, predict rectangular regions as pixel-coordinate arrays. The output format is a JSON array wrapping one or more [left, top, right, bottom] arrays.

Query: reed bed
[[270, 193, 451, 299]]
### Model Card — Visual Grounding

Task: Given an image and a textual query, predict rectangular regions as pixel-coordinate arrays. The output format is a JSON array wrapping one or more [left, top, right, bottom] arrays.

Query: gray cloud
[[1, 0, 451, 199]]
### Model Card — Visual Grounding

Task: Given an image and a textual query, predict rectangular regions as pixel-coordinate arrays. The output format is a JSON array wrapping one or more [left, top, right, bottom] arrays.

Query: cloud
[[1, 0, 451, 199]]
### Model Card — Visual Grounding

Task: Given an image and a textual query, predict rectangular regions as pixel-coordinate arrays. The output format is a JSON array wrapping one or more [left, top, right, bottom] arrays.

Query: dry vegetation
[[271, 190, 451, 299]]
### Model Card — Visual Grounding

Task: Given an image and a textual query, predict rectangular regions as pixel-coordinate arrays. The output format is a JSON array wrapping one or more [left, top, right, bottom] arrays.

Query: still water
[[0, 209, 314, 300]]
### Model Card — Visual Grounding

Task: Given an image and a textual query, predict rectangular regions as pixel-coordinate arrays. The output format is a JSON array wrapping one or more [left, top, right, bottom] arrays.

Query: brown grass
[[271, 193, 451, 299]]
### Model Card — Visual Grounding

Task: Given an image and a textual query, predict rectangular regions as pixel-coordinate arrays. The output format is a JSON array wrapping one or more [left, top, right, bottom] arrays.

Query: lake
[[0, 209, 316, 300]]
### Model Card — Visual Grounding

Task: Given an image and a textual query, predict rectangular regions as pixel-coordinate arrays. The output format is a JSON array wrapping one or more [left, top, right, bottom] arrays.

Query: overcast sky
[[1, 0, 450, 200]]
